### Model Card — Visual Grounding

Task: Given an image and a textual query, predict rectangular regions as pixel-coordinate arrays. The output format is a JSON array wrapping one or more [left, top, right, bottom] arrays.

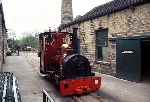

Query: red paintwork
[[39, 32, 101, 96], [60, 76, 101, 96], [40, 32, 72, 73], [45, 32, 68, 64]]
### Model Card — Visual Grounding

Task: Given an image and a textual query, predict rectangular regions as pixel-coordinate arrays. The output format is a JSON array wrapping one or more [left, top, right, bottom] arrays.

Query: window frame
[[95, 28, 108, 60]]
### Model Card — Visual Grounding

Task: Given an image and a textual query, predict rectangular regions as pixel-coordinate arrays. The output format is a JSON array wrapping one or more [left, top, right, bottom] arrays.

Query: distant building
[[0, 2, 7, 70], [59, 0, 150, 81]]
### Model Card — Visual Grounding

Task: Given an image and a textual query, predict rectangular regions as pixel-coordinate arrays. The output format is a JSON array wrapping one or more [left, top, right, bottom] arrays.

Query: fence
[[43, 89, 55, 102], [0, 72, 22, 102]]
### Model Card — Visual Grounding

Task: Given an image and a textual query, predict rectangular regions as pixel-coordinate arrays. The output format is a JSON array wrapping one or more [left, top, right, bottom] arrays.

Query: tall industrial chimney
[[61, 0, 73, 24]]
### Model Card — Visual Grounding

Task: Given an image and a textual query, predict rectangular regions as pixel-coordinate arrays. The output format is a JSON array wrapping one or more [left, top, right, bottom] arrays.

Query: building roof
[[59, 0, 149, 30], [0, 3, 7, 31]]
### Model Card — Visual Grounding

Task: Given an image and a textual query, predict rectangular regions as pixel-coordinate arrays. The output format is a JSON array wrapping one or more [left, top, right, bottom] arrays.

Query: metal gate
[[116, 38, 141, 81]]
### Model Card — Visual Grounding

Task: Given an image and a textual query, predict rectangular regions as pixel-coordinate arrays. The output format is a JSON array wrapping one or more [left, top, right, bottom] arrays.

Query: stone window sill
[[95, 60, 110, 66]]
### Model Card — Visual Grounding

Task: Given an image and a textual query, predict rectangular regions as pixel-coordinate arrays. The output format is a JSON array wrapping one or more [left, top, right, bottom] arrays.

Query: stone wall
[[61, 3, 150, 76], [0, 12, 3, 68], [0, 5, 7, 70]]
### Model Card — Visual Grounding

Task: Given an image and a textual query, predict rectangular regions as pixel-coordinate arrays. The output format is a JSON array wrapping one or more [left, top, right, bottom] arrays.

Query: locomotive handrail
[[43, 89, 55, 102]]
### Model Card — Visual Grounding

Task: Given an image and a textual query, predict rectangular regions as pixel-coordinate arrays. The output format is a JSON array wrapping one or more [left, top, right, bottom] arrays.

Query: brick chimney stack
[[61, 0, 73, 24]]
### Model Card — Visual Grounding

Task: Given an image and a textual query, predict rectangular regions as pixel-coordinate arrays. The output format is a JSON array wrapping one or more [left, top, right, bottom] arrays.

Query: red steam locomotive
[[38, 31, 101, 96]]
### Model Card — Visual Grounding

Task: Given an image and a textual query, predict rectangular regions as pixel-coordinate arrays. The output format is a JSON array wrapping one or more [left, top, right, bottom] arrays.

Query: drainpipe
[[2, 24, 5, 64]]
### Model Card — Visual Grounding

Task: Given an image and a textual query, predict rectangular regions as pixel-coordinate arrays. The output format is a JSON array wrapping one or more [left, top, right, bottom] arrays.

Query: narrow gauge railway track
[[71, 94, 103, 102], [71, 96, 83, 102], [89, 93, 103, 102]]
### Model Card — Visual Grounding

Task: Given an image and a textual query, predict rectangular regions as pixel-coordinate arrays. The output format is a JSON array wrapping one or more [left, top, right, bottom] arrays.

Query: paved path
[[2, 55, 69, 102], [98, 74, 150, 102], [2, 52, 150, 102]]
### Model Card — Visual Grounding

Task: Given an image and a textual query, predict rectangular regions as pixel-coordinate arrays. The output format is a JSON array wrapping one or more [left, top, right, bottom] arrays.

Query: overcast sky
[[2, 0, 112, 38]]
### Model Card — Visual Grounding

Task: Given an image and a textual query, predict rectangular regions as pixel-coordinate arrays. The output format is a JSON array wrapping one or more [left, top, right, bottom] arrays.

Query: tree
[[19, 35, 38, 49], [7, 39, 18, 49]]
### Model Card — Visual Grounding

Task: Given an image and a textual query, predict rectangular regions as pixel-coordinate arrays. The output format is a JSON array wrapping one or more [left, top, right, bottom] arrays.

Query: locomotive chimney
[[61, 0, 73, 24]]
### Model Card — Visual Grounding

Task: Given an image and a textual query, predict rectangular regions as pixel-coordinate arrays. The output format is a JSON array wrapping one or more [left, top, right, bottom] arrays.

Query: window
[[96, 29, 108, 60]]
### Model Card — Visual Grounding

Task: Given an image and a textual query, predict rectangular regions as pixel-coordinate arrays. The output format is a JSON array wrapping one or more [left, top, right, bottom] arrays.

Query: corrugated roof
[[59, 0, 149, 30]]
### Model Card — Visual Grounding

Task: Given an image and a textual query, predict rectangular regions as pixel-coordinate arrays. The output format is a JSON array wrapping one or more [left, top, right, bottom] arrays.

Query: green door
[[116, 38, 141, 81]]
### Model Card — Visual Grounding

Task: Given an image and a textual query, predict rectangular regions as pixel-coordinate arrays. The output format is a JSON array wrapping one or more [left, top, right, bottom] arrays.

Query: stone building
[[59, 0, 150, 80], [0, 1, 7, 70]]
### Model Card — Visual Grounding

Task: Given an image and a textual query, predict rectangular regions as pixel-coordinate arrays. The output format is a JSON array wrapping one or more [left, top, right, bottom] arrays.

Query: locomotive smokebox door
[[63, 54, 91, 79], [116, 38, 141, 81]]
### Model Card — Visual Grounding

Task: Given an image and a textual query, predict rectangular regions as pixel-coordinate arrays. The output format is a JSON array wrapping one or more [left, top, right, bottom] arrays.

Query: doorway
[[141, 39, 150, 82], [116, 37, 150, 82], [116, 38, 141, 81]]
